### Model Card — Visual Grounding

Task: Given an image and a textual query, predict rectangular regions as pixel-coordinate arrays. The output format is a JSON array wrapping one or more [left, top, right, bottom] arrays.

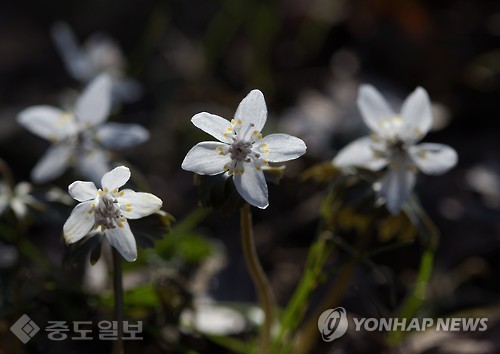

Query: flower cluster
[[333, 85, 458, 214], [17, 73, 149, 183]]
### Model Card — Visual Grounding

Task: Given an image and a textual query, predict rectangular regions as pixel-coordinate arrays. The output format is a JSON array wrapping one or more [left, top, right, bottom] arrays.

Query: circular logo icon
[[317, 307, 348, 342]]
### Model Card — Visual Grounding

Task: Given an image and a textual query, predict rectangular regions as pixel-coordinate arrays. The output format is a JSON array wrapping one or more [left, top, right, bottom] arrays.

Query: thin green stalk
[[293, 230, 370, 354], [240, 203, 275, 352], [112, 248, 124, 354], [386, 198, 439, 344]]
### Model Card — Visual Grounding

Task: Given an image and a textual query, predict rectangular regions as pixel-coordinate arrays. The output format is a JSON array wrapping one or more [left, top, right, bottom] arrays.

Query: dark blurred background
[[2, 0, 500, 353]]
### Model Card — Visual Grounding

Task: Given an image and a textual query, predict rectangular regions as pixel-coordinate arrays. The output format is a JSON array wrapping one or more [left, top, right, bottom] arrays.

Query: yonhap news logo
[[317, 307, 488, 342], [317, 307, 348, 341]]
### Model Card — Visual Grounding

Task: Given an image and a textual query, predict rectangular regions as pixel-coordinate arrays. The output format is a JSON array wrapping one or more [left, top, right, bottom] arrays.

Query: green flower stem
[[386, 198, 439, 344], [293, 230, 370, 354], [240, 203, 276, 352], [112, 248, 124, 354]]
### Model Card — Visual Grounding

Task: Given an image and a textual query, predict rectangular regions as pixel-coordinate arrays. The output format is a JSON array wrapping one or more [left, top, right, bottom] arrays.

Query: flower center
[[228, 139, 257, 162], [94, 190, 122, 230]]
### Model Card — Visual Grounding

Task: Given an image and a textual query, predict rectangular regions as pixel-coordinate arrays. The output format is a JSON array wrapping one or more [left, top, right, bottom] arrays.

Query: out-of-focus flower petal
[[63, 201, 95, 243], [77, 147, 110, 184], [181, 142, 231, 175], [234, 90, 267, 139], [10, 199, 28, 219], [379, 167, 416, 215], [357, 85, 395, 136], [31, 142, 74, 183], [333, 136, 388, 171], [101, 166, 130, 191], [233, 163, 269, 209], [118, 190, 162, 219], [259, 134, 306, 162], [105, 220, 137, 261], [51, 21, 95, 82], [75, 73, 112, 127], [192, 113, 232, 143], [68, 181, 98, 202], [96, 123, 150, 150], [400, 87, 433, 142], [17, 106, 77, 141], [409, 143, 458, 175]]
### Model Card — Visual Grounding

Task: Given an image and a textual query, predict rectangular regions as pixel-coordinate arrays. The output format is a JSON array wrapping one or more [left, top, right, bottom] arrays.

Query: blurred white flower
[[182, 90, 307, 209], [63, 166, 162, 262], [0, 180, 40, 219], [17, 74, 149, 183], [334, 85, 458, 214], [180, 298, 256, 335], [51, 21, 142, 102]]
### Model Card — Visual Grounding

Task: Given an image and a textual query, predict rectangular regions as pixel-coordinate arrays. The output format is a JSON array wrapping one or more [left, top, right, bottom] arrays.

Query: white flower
[[182, 89, 307, 209], [63, 166, 162, 262], [51, 22, 141, 102], [333, 84, 458, 214], [17, 73, 149, 183], [0, 181, 40, 219]]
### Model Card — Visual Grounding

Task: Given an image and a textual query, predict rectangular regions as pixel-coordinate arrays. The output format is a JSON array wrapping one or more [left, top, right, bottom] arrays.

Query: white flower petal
[[333, 136, 388, 171], [68, 181, 97, 202], [51, 21, 95, 82], [101, 166, 131, 191], [182, 142, 231, 175], [105, 220, 137, 262], [191, 112, 233, 143], [77, 147, 111, 184], [400, 87, 433, 142], [96, 123, 150, 150], [118, 190, 162, 219], [14, 182, 32, 197], [233, 163, 269, 209], [10, 199, 28, 219], [259, 134, 306, 162], [357, 85, 395, 136], [63, 201, 96, 243], [234, 90, 267, 139], [409, 143, 458, 175], [379, 167, 416, 215], [75, 73, 112, 127], [31, 142, 74, 183], [17, 106, 77, 141]]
